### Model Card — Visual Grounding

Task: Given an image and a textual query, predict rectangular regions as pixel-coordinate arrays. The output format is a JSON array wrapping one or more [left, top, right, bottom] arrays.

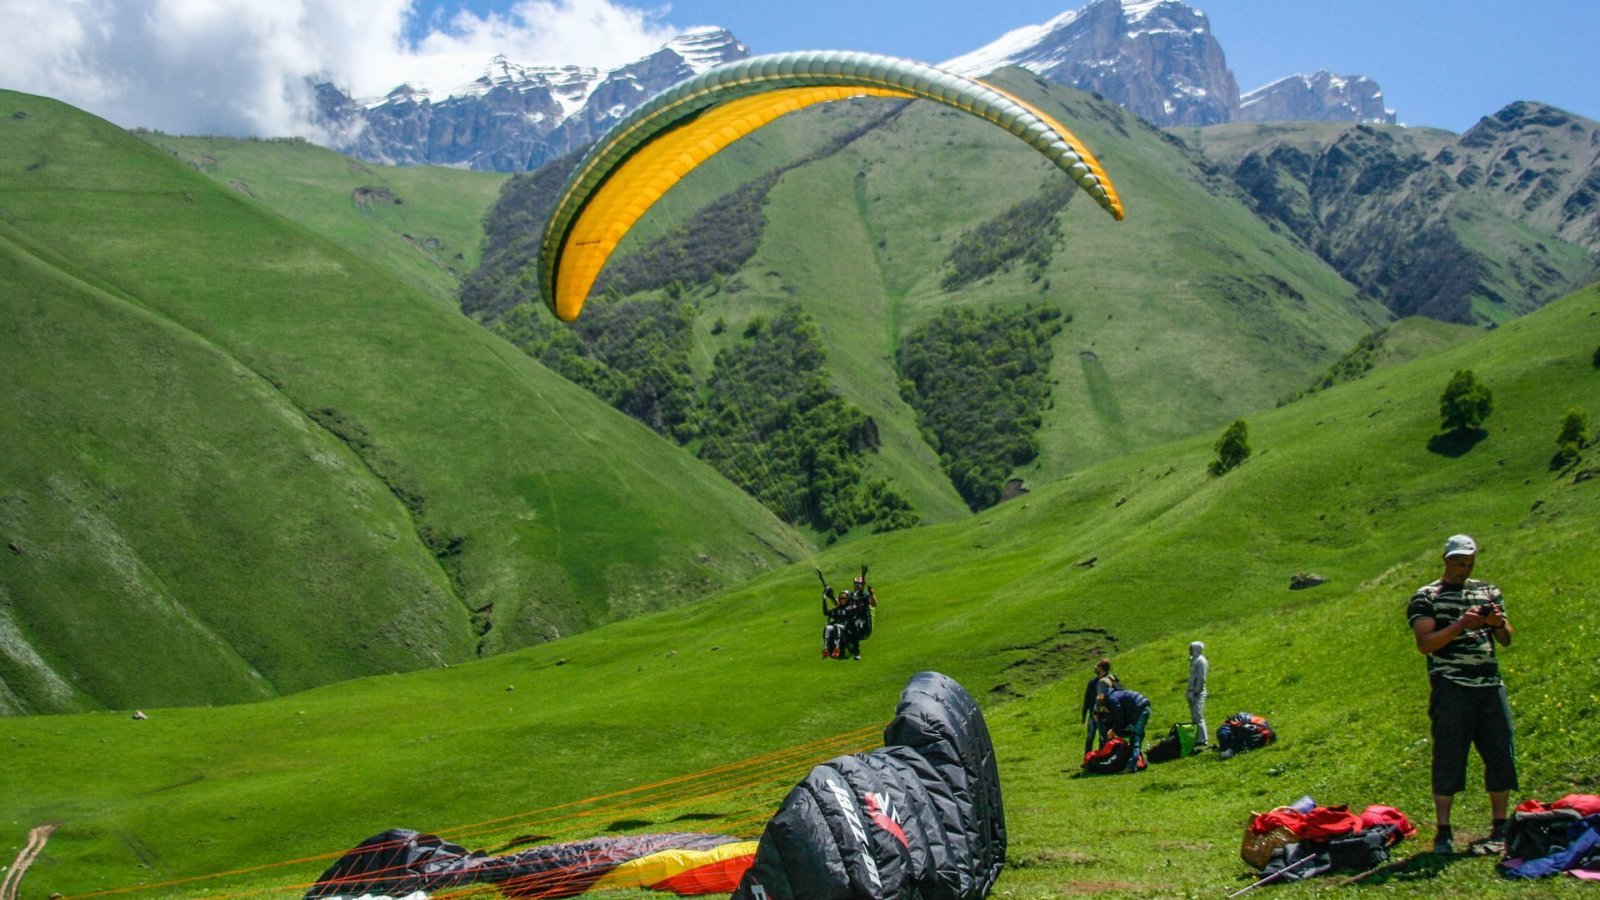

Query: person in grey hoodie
[[1188, 641, 1209, 748]]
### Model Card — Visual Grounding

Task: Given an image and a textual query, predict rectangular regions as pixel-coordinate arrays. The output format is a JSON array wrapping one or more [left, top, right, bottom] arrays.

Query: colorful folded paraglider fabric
[[1248, 804, 1415, 842], [537, 50, 1123, 322], [1516, 794, 1600, 817], [305, 830, 756, 899], [1502, 797, 1600, 880], [1243, 803, 1415, 882], [731, 671, 1005, 900]]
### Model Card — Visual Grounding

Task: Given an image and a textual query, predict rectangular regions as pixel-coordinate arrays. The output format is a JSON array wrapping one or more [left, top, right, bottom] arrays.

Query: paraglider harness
[[1217, 712, 1276, 755], [1082, 736, 1145, 775]]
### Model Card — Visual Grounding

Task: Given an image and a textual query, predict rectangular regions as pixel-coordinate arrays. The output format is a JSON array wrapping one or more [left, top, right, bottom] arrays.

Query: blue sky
[[2, 0, 1592, 137], [414, 0, 1597, 133]]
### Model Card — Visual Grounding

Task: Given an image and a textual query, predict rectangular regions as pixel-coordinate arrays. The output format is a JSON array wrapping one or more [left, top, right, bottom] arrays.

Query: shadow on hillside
[[1353, 849, 1474, 886], [1426, 429, 1488, 457], [605, 818, 655, 832]]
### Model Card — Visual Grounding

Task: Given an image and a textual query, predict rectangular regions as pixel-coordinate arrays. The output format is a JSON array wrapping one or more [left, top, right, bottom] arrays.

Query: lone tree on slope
[[1209, 418, 1252, 476], [1439, 369, 1493, 436]]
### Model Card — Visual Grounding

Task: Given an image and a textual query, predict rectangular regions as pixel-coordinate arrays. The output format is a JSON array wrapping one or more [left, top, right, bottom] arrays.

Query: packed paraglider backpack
[[1240, 802, 1416, 883], [1082, 736, 1145, 775], [1501, 795, 1600, 879], [1146, 722, 1200, 763], [1217, 712, 1275, 756]]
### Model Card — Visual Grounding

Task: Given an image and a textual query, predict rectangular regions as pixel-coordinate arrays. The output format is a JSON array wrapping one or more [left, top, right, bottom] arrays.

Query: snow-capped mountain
[[943, 0, 1396, 129], [311, 1, 1398, 172], [942, 0, 1237, 127], [312, 28, 748, 171], [1237, 71, 1395, 125]]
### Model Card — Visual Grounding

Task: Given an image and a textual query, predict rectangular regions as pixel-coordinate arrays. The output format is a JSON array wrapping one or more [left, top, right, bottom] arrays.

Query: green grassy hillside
[[140, 134, 508, 309], [490, 74, 1392, 528], [0, 90, 800, 713], [4, 279, 1594, 897]]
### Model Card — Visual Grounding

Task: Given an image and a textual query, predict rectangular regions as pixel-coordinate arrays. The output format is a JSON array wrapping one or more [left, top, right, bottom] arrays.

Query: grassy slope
[[0, 229, 469, 711], [649, 75, 1390, 526], [140, 134, 508, 308], [0, 90, 800, 711], [4, 279, 1595, 897]]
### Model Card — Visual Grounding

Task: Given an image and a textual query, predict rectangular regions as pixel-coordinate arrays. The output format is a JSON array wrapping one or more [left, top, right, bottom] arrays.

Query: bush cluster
[[699, 304, 917, 537], [491, 295, 699, 441], [457, 150, 584, 319], [941, 181, 1074, 290], [493, 298, 916, 537], [897, 304, 1064, 510]]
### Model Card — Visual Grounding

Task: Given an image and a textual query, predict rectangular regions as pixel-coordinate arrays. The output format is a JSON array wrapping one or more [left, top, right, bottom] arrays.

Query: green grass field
[[4, 272, 1596, 897]]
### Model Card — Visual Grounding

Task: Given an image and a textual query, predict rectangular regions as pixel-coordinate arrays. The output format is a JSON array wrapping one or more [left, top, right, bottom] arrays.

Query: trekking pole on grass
[[1225, 852, 1320, 898]]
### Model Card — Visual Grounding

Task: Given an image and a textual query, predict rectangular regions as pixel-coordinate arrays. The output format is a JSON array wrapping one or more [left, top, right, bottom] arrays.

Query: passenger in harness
[[820, 585, 849, 659]]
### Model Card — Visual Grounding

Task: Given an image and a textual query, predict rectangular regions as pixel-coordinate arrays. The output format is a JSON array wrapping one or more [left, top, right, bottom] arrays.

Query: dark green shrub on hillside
[[1209, 419, 1252, 476], [1593, 344, 1599, 367], [941, 181, 1074, 290], [595, 172, 779, 297], [458, 150, 584, 319], [699, 304, 917, 536], [494, 299, 918, 536], [491, 295, 699, 441], [898, 304, 1063, 510], [1439, 368, 1493, 435], [1555, 407, 1589, 465], [1280, 327, 1390, 405]]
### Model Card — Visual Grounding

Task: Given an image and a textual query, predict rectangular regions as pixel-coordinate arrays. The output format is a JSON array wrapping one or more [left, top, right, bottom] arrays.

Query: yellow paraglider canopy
[[539, 51, 1124, 322]]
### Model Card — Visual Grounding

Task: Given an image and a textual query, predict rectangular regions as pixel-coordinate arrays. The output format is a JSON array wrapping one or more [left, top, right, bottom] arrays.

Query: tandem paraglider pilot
[[1407, 532, 1516, 857]]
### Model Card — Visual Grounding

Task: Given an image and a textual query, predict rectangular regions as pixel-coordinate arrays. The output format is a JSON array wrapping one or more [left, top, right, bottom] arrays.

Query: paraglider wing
[[305, 830, 756, 899], [731, 671, 1005, 900], [538, 51, 1124, 322]]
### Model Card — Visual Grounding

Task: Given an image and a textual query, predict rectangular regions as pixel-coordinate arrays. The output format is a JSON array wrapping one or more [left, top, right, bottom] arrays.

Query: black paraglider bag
[[731, 671, 1005, 900]]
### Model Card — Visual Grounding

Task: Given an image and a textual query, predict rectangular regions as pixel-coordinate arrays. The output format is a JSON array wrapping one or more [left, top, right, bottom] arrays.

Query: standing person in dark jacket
[[1096, 688, 1151, 773], [1408, 533, 1516, 856], [1080, 658, 1121, 753]]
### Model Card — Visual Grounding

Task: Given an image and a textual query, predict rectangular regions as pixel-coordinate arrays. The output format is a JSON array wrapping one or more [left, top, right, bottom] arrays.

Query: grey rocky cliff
[[1237, 71, 1395, 125], [945, 0, 1238, 127], [311, 29, 748, 172], [945, 0, 1398, 129]]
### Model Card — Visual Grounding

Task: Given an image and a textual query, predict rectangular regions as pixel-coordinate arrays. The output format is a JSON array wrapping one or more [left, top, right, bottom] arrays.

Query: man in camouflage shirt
[[1407, 533, 1516, 856]]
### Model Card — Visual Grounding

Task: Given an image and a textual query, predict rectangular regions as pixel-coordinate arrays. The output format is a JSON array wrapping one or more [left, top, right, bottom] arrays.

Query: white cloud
[[0, 0, 680, 137]]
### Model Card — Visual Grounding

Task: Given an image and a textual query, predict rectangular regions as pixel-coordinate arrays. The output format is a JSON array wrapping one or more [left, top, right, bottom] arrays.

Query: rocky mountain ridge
[[943, 0, 1394, 128], [1206, 102, 1599, 324], [313, 0, 1392, 172], [311, 28, 748, 170], [1237, 72, 1395, 126]]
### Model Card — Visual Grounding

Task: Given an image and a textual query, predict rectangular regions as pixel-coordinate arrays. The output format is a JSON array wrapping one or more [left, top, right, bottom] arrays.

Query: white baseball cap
[[1443, 534, 1478, 558]]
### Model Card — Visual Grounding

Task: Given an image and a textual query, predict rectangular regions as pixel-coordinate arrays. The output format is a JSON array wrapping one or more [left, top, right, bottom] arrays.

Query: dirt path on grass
[[2, 822, 58, 900]]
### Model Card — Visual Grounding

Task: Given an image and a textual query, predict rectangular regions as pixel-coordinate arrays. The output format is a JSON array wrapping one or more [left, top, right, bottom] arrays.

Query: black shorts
[[1428, 675, 1518, 795]]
